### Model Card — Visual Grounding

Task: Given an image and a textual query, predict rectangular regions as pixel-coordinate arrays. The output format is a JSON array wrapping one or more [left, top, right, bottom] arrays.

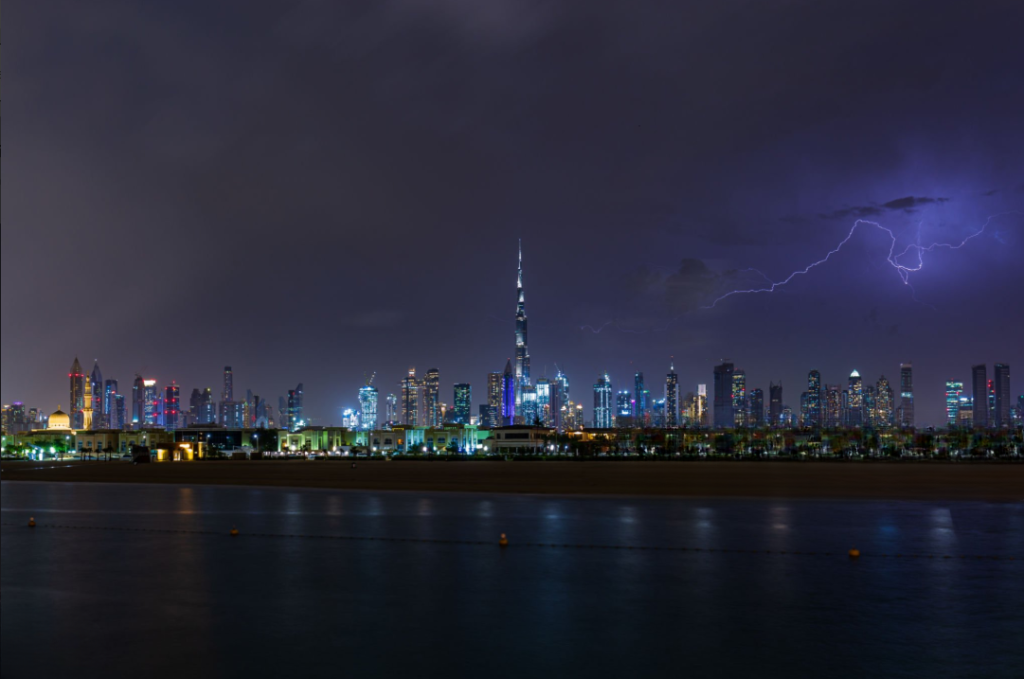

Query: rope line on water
[[3, 522, 1018, 562]]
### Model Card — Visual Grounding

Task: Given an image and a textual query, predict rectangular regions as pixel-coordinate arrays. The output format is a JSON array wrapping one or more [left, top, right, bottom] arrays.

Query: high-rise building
[[385, 394, 398, 428], [536, 379, 552, 427], [634, 372, 648, 426], [112, 394, 126, 431], [971, 365, 989, 428], [945, 381, 964, 427], [593, 374, 613, 429], [487, 372, 503, 428], [958, 396, 974, 428], [847, 371, 864, 427], [713, 362, 735, 429], [502, 360, 516, 426], [401, 369, 420, 427], [423, 369, 441, 427], [188, 388, 202, 426], [899, 363, 914, 428], [359, 385, 379, 431], [807, 370, 822, 428], [876, 376, 894, 428], [90, 361, 104, 428], [143, 380, 159, 426], [750, 388, 765, 427], [453, 384, 472, 425], [287, 384, 305, 431], [163, 383, 180, 430], [222, 366, 234, 404], [131, 375, 145, 429], [554, 369, 570, 432], [103, 379, 118, 430], [70, 357, 86, 430], [732, 370, 747, 428], [769, 382, 783, 427], [520, 386, 539, 426], [825, 385, 842, 428], [665, 365, 680, 428], [341, 409, 360, 429], [993, 364, 1011, 428], [696, 385, 708, 427], [513, 242, 531, 422], [616, 391, 633, 427]]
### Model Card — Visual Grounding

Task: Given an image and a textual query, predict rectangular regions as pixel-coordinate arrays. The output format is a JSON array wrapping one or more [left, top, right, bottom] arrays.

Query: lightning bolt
[[703, 212, 1019, 309]]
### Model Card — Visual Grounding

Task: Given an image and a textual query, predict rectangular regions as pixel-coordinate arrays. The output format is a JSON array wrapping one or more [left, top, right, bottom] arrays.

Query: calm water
[[2, 482, 1022, 679]]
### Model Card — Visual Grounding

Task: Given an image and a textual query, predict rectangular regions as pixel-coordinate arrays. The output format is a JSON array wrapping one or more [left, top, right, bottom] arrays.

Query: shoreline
[[3, 460, 1022, 503]]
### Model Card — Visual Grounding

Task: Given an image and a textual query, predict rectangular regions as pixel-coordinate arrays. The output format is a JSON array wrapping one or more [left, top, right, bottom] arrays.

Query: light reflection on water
[[1, 482, 1022, 679]]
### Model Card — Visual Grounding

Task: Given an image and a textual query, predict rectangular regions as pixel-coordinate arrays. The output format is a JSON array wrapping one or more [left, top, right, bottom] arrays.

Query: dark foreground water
[[2, 483, 1022, 679]]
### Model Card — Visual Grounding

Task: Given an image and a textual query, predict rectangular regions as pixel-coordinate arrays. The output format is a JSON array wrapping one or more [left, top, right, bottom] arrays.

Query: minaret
[[82, 377, 94, 431], [514, 241, 531, 422]]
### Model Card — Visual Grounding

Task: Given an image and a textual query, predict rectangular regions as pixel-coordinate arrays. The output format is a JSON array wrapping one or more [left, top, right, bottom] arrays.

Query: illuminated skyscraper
[[847, 371, 864, 427], [945, 381, 964, 427], [90, 362, 104, 428], [750, 388, 765, 427], [554, 369, 570, 432], [899, 363, 914, 428], [385, 394, 398, 428], [401, 369, 420, 427], [665, 365, 680, 428], [359, 385, 379, 430], [732, 370, 747, 427], [453, 384, 472, 425], [342, 409, 360, 429], [103, 379, 118, 429], [112, 395, 126, 431], [163, 383, 180, 430], [971, 365, 988, 428], [634, 372, 648, 425], [696, 385, 708, 427], [616, 391, 633, 427], [536, 379, 552, 427], [769, 382, 783, 427], [713, 362, 735, 428], [502, 360, 516, 426], [132, 375, 145, 429], [825, 385, 842, 428], [594, 374, 613, 429], [143, 379, 159, 426], [993, 363, 1011, 428], [876, 376, 894, 428], [807, 370, 822, 428], [222, 366, 234, 403], [423, 369, 441, 427], [487, 372, 503, 428], [513, 242, 531, 422], [70, 357, 86, 430], [287, 384, 304, 431]]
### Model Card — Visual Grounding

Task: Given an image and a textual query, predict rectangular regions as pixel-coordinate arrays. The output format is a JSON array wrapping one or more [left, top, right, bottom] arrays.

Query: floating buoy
[[28, 517, 37, 528], [499, 534, 509, 548], [230, 527, 240, 537], [849, 548, 861, 559]]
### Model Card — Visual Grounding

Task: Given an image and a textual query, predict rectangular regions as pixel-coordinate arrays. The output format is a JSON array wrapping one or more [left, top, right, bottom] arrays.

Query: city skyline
[[3, 2, 1022, 430]]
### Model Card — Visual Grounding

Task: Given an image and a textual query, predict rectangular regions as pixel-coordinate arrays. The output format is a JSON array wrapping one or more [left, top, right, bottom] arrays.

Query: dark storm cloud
[[881, 196, 951, 212], [3, 0, 1023, 427], [818, 196, 951, 220]]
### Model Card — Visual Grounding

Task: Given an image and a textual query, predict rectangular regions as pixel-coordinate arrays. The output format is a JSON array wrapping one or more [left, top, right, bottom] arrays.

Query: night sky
[[3, 0, 1022, 427]]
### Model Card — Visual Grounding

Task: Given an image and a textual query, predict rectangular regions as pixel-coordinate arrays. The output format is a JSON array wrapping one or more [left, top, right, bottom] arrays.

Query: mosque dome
[[48, 407, 71, 430]]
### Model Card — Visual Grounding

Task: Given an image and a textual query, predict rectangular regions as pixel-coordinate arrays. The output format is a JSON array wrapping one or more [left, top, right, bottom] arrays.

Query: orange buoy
[[28, 517, 37, 528], [499, 534, 509, 548], [849, 548, 861, 559], [230, 527, 240, 537]]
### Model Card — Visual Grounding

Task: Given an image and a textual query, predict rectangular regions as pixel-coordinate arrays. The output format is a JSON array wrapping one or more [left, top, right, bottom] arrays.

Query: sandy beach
[[2, 460, 1021, 502]]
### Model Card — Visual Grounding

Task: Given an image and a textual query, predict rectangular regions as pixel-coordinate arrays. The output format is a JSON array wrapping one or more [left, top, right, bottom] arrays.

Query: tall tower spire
[[514, 241, 531, 422]]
